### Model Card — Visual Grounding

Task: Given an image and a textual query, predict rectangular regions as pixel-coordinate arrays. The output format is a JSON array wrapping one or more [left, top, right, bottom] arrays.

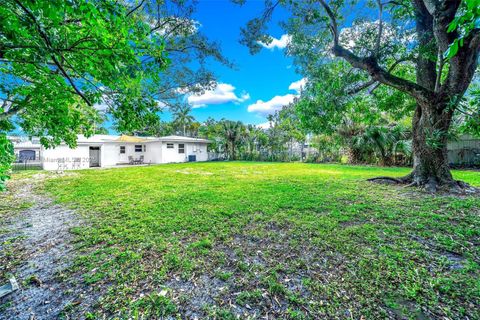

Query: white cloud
[[93, 93, 110, 112], [288, 78, 307, 93], [247, 94, 296, 115], [93, 103, 108, 112], [247, 78, 306, 116], [187, 83, 250, 108], [256, 121, 272, 129], [339, 20, 415, 51], [259, 34, 291, 50]]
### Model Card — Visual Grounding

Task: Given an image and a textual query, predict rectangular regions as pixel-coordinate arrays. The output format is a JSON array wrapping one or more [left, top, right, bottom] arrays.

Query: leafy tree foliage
[[337, 121, 412, 166]]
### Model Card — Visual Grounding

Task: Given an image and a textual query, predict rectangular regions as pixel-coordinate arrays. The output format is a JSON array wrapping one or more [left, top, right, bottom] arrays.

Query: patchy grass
[[38, 162, 480, 319], [0, 172, 38, 280]]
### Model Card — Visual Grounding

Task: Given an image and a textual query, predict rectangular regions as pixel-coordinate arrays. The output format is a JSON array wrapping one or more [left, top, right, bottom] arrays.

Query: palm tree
[[172, 104, 195, 136], [221, 120, 243, 160]]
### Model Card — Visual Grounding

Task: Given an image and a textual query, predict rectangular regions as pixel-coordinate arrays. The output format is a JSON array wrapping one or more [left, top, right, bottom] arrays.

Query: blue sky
[[162, 0, 302, 127]]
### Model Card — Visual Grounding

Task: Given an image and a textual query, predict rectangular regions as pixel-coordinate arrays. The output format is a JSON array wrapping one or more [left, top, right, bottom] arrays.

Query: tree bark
[[407, 101, 456, 192], [369, 100, 464, 192]]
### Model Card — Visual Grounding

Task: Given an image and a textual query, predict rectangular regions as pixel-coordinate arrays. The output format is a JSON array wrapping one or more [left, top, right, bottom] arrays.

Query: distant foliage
[[0, 133, 14, 190], [198, 105, 307, 162]]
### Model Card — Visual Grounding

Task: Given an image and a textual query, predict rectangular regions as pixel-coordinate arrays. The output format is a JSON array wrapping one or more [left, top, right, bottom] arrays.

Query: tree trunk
[[407, 102, 456, 192], [369, 101, 470, 193], [231, 141, 236, 160]]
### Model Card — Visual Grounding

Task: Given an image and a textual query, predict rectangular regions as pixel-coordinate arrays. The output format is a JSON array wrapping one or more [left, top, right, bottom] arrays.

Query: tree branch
[[14, 0, 92, 106], [443, 29, 480, 98], [375, 0, 384, 56], [469, 29, 480, 50], [126, 0, 145, 17], [318, 0, 432, 102], [346, 79, 377, 95], [346, 56, 414, 94], [0, 96, 30, 120]]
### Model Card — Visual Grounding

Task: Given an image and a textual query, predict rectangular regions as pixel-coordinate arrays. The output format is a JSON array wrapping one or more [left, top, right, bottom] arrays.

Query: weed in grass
[[205, 306, 236, 320], [286, 309, 308, 320], [262, 272, 286, 296], [216, 271, 233, 281], [129, 293, 177, 318], [236, 289, 263, 306]]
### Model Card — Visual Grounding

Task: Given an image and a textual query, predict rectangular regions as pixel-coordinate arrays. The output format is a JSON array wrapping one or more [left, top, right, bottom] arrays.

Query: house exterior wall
[[161, 142, 187, 163], [145, 142, 162, 164], [101, 143, 121, 166], [42, 145, 90, 170], [12, 135, 210, 170], [186, 143, 208, 162], [160, 141, 209, 163], [103, 143, 162, 166]]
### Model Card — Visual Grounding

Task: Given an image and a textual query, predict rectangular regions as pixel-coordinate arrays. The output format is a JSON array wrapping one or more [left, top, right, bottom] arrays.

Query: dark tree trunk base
[[367, 172, 479, 195]]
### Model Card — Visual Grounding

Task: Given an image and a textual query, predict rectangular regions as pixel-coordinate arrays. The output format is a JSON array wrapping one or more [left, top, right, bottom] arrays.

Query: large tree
[[239, 0, 480, 192]]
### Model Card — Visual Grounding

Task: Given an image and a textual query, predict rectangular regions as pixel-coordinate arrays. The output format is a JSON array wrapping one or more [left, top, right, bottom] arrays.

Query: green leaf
[[444, 40, 459, 60]]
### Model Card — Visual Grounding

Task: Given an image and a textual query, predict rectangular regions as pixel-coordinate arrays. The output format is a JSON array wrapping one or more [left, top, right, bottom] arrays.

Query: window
[[120, 146, 126, 154], [167, 143, 174, 149], [135, 145, 143, 152], [178, 143, 185, 154], [143, 145, 147, 152]]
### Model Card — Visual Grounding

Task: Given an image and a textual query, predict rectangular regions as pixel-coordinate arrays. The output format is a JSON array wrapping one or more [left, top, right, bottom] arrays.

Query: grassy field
[[34, 163, 480, 318]]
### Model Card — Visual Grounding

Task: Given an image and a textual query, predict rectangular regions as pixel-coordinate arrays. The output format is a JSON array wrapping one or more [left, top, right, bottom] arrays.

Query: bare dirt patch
[[0, 174, 97, 319]]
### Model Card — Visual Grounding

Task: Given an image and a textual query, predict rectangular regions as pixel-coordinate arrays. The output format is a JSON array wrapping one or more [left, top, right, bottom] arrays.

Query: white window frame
[[167, 143, 174, 149], [178, 143, 185, 154], [135, 144, 143, 153], [120, 146, 126, 154]]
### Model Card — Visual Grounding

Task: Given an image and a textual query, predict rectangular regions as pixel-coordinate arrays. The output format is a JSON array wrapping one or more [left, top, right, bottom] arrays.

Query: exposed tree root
[[366, 176, 403, 184], [367, 173, 479, 195], [404, 181, 418, 188]]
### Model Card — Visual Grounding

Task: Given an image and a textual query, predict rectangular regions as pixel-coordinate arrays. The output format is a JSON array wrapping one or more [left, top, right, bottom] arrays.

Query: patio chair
[[128, 156, 134, 165], [138, 155, 144, 164]]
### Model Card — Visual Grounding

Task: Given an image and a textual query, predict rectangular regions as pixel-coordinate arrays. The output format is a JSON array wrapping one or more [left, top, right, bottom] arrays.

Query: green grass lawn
[[41, 162, 480, 319]]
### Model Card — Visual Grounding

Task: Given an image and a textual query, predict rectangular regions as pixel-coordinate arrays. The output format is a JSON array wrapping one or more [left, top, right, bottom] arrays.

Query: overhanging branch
[[318, 0, 433, 102], [346, 56, 415, 95], [14, 0, 92, 106]]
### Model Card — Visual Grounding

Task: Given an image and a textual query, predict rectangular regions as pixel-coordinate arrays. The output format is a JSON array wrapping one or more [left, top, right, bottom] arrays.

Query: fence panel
[[448, 138, 480, 168], [11, 157, 43, 172]]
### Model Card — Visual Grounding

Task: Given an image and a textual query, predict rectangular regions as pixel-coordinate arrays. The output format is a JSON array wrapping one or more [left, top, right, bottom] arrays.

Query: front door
[[89, 147, 100, 167]]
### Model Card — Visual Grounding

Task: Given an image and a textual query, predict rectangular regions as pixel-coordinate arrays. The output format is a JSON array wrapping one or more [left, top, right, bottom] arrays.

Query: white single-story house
[[11, 134, 211, 170]]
